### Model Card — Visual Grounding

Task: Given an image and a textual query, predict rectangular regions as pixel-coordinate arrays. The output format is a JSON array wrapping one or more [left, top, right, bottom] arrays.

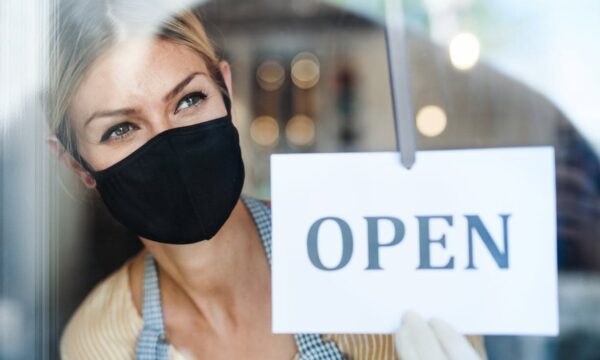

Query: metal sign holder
[[384, 0, 416, 169]]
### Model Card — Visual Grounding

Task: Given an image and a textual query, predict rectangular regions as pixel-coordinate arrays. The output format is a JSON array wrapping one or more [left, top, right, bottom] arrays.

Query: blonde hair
[[48, 0, 227, 159]]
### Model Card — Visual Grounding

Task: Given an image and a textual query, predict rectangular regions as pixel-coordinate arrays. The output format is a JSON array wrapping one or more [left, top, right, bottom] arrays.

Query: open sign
[[271, 148, 557, 335]]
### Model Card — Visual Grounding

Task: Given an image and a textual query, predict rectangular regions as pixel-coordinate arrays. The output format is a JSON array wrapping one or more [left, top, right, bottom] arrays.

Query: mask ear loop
[[55, 120, 97, 174], [222, 91, 232, 118], [214, 66, 232, 118]]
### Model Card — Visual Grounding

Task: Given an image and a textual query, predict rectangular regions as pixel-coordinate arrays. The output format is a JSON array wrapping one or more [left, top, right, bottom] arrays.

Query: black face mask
[[77, 93, 245, 245]]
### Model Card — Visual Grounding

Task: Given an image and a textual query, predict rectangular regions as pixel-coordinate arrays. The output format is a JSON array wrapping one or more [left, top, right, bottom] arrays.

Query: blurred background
[[1, 0, 600, 358]]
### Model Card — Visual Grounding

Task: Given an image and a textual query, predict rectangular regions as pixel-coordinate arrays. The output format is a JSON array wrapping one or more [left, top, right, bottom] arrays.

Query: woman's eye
[[100, 122, 136, 142], [175, 91, 207, 114]]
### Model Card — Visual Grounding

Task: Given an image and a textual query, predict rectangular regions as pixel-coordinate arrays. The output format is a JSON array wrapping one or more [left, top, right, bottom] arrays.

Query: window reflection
[[60, 0, 600, 358], [1, 0, 599, 358]]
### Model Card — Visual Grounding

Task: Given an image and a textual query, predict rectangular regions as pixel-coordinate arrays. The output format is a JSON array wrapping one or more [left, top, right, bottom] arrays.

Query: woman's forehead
[[69, 38, 211, 125]]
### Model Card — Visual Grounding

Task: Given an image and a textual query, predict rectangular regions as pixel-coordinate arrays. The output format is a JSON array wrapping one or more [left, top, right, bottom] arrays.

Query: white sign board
[[271, 147, 557, 335]]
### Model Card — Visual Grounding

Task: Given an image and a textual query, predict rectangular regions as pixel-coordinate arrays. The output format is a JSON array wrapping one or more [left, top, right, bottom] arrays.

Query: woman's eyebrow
[[85, 108, 137, 127], [163, 71, 207, 102], [84, 72, 209, 127]]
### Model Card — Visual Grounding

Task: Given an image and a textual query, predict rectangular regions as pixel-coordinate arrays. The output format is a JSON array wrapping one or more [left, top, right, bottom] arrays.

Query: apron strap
[[136, 252, 170, 360], [240, 195, 273, 265]]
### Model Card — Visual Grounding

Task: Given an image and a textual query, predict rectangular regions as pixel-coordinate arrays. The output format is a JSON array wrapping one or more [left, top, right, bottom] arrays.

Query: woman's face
[[68, 38, 231, 172]]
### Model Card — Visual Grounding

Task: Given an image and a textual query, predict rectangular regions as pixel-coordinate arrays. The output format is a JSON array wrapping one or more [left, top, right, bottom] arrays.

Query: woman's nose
[[147, 117, 176, 138]]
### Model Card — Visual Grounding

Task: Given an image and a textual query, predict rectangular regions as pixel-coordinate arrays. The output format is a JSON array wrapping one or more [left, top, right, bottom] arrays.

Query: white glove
[[394, 311, 481, 360]]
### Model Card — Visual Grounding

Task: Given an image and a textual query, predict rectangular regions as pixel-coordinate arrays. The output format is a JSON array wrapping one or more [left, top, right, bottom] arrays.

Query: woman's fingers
[[394, 312, 482, 360], [395, 324, 421, 360], [395, 311, 447, 360], [429, 318, 481, 360]]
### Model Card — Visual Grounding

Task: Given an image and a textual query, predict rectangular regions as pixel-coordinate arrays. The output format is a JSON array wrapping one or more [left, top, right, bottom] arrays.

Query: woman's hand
[[394, 311, 481, 360]]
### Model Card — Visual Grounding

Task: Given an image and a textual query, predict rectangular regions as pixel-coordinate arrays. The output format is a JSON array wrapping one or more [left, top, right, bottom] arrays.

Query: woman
[[48, 1, 487, 359]]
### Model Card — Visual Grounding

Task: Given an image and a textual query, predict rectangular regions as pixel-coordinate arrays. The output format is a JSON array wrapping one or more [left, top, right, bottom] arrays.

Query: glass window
[[1, 0, 598, 358]]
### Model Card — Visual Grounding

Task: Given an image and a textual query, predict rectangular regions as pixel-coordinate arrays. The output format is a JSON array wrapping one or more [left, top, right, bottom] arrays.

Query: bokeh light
[[286, 115, 316, 146], [449, 32, 481, 71], [250, 116, 280, 147], [291, 52, 320, 89], [416, 105, 447, 137], [256, 60, 285, 91]]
